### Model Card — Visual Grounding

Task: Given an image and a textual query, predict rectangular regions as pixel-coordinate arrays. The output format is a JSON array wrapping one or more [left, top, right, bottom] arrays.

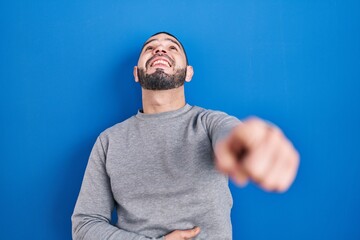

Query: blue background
[[1, 0, 359, 239]]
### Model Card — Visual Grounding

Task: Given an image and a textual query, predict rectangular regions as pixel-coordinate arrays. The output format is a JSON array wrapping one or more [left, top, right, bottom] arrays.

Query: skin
[[133, 33, 300, 240]]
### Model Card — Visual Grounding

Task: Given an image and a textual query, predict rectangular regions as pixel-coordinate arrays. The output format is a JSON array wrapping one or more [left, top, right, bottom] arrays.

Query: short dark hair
[[141, 31, 189, 65]]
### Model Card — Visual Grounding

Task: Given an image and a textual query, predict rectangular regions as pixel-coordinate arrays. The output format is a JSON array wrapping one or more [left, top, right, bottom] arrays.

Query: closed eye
[[145, 46, 153, 51]]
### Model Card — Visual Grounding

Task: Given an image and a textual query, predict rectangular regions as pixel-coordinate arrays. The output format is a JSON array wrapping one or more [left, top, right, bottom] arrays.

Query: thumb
[[180, 226, 201, 239]]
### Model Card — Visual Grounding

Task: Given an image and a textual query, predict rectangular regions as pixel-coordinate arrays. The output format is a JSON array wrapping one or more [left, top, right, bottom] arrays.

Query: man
[[72, 32, 299, 240]]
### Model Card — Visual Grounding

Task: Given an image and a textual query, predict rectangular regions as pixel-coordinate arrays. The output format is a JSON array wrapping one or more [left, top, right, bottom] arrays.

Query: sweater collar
[[135, 103, 192, 120]]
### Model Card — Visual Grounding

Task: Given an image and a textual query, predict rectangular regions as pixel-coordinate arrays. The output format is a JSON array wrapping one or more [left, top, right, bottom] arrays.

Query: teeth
[[152, 60, 170, 67]]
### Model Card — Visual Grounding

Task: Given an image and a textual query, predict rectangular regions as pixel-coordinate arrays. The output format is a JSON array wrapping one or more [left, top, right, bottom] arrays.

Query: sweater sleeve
[[71, 136, 163, 240], [201, 110, 241, 149]]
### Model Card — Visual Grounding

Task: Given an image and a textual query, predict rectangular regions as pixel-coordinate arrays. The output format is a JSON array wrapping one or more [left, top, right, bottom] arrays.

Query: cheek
[[174, 60, 186, 68], [173, 54, 187, 68], [138, 54, 150, 67], [138, 60, 146, 68]]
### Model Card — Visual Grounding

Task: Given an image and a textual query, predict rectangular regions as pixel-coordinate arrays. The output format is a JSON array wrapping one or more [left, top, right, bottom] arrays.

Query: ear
[[133, 66, 139, 82], [185, 65, 194, 82]]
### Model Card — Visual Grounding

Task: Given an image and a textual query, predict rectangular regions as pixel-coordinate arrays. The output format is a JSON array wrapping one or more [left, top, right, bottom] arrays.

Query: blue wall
[[1, 0, 359, 239]]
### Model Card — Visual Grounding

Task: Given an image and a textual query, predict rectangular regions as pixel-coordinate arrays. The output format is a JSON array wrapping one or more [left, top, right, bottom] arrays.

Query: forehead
[[142, 34, 183, 51]]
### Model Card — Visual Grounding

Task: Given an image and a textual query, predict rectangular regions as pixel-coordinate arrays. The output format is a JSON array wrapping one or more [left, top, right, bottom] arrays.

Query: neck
[[141, 86, 186, 114]]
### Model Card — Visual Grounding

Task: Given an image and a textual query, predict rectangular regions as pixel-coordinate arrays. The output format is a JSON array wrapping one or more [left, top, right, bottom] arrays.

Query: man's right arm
[[71, 136, 163, 240]]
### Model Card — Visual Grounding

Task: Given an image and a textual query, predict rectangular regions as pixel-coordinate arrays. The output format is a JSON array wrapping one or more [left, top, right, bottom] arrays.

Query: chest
[[105, 121, 217, 201]]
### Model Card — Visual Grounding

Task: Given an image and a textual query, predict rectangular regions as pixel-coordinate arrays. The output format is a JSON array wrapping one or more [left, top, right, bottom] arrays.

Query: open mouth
[[151, 59, 171, 67], [147, 55, 174, 69]]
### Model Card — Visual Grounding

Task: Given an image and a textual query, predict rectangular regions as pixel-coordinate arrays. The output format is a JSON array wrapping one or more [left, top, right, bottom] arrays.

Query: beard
[[137, 67, 187, 90]]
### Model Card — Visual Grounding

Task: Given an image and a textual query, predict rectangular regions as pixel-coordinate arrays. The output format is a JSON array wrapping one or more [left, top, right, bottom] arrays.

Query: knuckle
[[277, 182, 290, 193], [279, 170, 296, 192], [245, 117, 262, 128], [247, 116, 260, 122], [260, 180, 277, 192], [286, 158, 294, 171], [268, 127, 283, 144], [248, 164, 266, 182], [286, 148, 300, 171], [294, 149, 300, 164]]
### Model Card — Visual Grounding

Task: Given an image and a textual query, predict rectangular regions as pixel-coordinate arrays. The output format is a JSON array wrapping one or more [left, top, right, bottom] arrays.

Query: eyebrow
[[142, 38, 182, 51]]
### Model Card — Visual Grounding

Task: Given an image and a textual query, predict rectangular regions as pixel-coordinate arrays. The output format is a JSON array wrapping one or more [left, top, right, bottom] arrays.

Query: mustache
[[146, 54, 174, 68]]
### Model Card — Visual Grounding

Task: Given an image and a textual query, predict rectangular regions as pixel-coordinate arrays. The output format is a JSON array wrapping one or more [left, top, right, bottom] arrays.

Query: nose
[[153, 45, 167, 55]]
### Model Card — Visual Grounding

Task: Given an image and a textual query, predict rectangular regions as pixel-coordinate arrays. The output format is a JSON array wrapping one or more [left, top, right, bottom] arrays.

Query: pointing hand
[[215, 117, 300, 192]]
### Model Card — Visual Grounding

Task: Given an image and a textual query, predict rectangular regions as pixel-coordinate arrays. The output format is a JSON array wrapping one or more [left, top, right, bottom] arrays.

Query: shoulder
[[98, 116, 137, 143], [197, 106, 241, 131], [190, 105, 226, 116], [192, 105, 236, 122]]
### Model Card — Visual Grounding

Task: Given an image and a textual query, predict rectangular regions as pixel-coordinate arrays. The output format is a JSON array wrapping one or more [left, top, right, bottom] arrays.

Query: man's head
[[134, 32, 194, 90]]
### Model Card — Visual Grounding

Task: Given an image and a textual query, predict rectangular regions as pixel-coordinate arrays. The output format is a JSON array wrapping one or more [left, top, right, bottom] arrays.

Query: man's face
[[138, 33, 187, 75], [134, 33, 192, 90]]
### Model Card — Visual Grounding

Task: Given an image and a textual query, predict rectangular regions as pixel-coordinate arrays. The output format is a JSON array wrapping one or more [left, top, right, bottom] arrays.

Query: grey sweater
[[72, 104, 240, 240]]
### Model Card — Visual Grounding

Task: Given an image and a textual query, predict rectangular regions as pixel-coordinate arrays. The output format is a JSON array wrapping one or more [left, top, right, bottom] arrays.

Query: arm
[[200, 109, 241, 150], [71, 136, 163, 240]]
